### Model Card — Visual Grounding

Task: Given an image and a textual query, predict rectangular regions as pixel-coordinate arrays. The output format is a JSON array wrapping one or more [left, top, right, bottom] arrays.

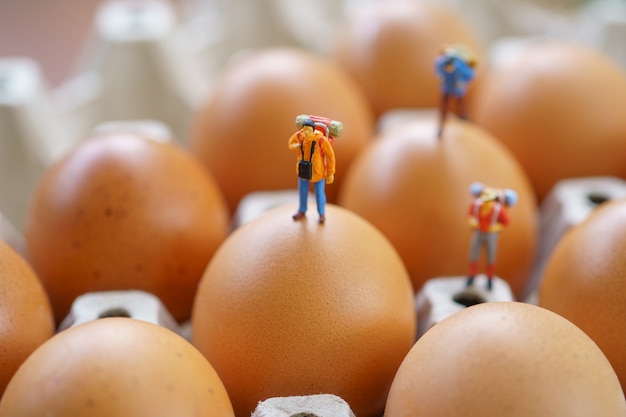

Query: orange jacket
[[288, 129, 335, 183]]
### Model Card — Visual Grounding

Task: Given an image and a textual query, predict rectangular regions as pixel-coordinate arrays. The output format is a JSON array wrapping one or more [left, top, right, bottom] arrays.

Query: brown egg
[[338, 114, 537, 298], [332, 0, 483, 117], [539, 198, 626, 392], [191, 204, 416, 417], [0, 317, 235, 416], [189, 47, 374, 214], [385, 302, 626, 417], [471, 40, 626, 201], [25, 130, 229, 324], [0, 240, 54, 396]]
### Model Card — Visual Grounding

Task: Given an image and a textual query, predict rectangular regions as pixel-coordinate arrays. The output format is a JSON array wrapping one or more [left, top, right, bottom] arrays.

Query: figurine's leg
[[485, 232, 500, 290], [314, 180, 326, 224], [438, 93, 451, 138], [456, 94, 468, 120], [466, 231, 481, 287], [485, 264, 495, 291], [292, 178, 309, 221]]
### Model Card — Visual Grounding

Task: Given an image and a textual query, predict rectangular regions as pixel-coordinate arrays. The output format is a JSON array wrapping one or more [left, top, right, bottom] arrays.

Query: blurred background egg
[[189, 47, 374, 214], [471, 40, 626, 201], [0, 240, 54, 397], [385, 302, 626, 417], [332, 0, 484, 118], [0, 317, 235, 417], [25, 129, 229, 324], [191, 204, 416, 417], [338, 114, 537, 298], [539, 197, 626, 393]]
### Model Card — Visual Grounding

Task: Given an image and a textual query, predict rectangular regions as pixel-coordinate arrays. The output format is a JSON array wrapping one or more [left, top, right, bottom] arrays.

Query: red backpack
[[296, 114, 343, 146]]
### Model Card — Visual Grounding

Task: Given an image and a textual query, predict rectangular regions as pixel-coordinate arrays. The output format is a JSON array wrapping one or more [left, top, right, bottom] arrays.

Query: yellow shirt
[[288, 129, 336, 183]]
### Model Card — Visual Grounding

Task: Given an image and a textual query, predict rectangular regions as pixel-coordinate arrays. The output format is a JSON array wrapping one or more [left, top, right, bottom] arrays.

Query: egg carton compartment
[[415, 275, 514, 338], [232, 190, 316, 229], [56, 0, 208, 146], [0, 57, 73, 233], [252, 394, 355, 417], [58, 290, 186, 338]]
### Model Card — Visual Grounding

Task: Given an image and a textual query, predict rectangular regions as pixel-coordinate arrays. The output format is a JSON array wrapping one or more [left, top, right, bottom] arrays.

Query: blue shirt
[[435, 55, 475, 97]]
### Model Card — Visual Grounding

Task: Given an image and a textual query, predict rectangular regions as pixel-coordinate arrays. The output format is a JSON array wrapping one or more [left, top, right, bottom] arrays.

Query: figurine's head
[[301, 118, 316, 135], [480, 187, 498, 202], [440, 43, 478, 68]]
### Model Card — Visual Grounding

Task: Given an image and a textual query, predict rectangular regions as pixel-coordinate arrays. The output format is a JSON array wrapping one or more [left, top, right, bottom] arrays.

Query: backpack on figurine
[[295, 115, 342, 175]]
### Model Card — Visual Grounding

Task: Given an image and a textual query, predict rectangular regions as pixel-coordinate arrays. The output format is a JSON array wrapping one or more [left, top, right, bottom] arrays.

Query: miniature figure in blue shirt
[[435, 44, 477, 138]]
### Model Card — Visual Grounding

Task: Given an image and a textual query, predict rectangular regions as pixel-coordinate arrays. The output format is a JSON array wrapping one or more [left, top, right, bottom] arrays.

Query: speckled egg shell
[[0, 240, 54, 396], [25, 131, 230, 323], [0, 317, 235, 417]]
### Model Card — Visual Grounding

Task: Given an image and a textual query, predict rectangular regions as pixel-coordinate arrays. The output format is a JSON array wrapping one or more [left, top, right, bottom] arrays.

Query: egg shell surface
[[192, 204, 416, 417], [385, 302, 626, 417], [539, 197, 626, 393], [332, 0, 483, 117], [0, 317, 235, 417], [0, 240, 54, 396], [190, 47, 374, 213], [338, 115, 537, 298], [471, 40, 626, 201]]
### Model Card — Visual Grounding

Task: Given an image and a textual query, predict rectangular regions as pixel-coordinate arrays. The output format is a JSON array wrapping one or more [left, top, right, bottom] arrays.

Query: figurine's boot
[[486, 263, 495, 291], [292, 211, 306, 221], [466, 262, 478, 287]]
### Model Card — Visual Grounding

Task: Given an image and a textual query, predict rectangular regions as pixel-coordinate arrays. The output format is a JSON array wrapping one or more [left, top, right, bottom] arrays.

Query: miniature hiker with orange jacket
[[288, 116, 336, 224], [466, 182, 517, 291]]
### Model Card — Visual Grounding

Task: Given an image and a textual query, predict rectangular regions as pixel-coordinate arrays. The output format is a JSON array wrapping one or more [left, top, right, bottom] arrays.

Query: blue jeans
[[298, 177, 326, 215]]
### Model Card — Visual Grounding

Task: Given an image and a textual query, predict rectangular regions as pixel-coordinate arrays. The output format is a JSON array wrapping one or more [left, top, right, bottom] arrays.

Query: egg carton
[[415, 275, 514, 338], [3, 1, 626, 415]]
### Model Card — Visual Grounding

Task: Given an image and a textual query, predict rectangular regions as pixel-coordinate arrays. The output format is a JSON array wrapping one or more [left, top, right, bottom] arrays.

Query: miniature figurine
[[435, 44, 477, 138], [466, 182, 517, 291], [288, 115, 341, 224]]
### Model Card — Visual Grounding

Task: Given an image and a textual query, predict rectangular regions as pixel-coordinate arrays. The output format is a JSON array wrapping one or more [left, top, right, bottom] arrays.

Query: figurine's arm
[[467, 204, 478, 228], [288, 132, 302, 152], [468, 215, 478, 229], [322, 138, 336, 184], [460, 62, 475, 83]]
